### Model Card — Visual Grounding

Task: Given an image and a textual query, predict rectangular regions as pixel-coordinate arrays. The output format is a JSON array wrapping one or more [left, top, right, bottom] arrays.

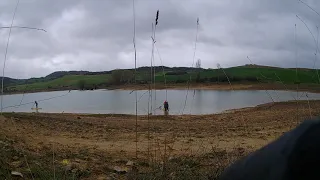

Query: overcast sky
[[0, 0, 320, 78]]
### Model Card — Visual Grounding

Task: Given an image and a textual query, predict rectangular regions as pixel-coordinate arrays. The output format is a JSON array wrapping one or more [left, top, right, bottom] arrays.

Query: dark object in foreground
[[220, 118, 320, 180]]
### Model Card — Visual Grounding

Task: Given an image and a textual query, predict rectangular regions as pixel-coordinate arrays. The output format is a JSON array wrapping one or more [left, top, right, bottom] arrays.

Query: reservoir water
[[2, 89, 319, 115]]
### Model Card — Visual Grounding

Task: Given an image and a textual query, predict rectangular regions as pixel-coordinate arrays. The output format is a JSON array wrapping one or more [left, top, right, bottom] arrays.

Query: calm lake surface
[[2, 89, 320, 115]]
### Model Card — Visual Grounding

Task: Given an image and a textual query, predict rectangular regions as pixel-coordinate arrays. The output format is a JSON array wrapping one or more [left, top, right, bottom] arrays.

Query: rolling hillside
[[4, 65, 320, 93]]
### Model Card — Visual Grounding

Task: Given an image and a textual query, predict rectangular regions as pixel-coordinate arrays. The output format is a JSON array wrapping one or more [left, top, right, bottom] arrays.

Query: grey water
[[2, 89, 320, 115]]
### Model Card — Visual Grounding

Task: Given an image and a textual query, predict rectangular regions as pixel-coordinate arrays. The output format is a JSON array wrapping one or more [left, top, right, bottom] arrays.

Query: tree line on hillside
[[77, 70, 135, 90], [76, 67, 261, 90]]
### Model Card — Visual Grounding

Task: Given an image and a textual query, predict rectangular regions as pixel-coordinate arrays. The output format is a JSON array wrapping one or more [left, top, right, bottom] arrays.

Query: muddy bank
[[102, 83, 320, 93], [1, 100, 320, 179], [5, 83, 320, 95]]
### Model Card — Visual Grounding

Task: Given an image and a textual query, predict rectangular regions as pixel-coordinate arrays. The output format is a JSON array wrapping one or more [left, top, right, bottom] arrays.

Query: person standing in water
[[164, 101, 169, 112], [35, 101, 38, 109]]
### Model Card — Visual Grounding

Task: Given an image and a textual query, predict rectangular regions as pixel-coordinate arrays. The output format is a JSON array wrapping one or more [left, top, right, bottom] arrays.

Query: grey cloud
[[0, 0, 320, 78]]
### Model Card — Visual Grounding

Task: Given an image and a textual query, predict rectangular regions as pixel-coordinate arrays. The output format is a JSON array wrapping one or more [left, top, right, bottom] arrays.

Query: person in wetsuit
[[164, 101, 169, 111]]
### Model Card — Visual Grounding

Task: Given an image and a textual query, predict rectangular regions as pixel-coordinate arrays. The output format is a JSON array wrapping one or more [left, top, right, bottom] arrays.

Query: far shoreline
[[4, 83, 320, 95]]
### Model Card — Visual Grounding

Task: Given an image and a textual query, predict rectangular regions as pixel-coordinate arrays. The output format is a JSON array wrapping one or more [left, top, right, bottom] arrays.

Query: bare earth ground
[[114, 83, 320, 93], [7, 83, 320, 95], [1, 100, 320, 179]]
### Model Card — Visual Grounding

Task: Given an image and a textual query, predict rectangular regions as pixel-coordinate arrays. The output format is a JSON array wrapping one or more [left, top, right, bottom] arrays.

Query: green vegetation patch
[[6, 65, 320, 93]]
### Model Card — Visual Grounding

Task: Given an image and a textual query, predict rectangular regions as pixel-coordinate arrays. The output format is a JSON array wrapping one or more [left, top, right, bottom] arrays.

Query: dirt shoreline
[[1, 100, 320, 179], [5, 83, 320, 95]]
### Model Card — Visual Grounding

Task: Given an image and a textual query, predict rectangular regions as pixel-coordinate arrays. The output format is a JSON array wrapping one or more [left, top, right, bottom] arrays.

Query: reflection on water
[[2, 89, 320, 115]]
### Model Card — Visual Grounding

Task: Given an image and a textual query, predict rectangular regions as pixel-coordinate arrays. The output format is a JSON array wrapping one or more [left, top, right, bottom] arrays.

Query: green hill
[[4, 65, 320, 93]]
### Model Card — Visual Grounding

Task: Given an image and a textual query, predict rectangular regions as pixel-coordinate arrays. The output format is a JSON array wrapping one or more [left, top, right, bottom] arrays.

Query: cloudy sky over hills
[[0, 0, 320, 78]]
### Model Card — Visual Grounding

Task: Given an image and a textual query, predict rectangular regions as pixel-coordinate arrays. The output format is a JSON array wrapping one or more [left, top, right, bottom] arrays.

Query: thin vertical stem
[[182, 18, 199, 114], [150, 23, 154, 115], [1, 0, 20, 114], [53, 143, 55, 180], [146, 23, 154, 162], [306, 93, 312, 119], [296, 15, 320, 84], [147, 84, 151, 160], [132, 0, 138, 160], [153, 24, 157, 115], [246, 56, 277, 103], [295, 24, 298, 87], [315, 26, 320, 83], [274, 72, 297, 100], [295, 23, 299, 123], [217, 64, 233, 90], [24, 155, 34, 180], [153, 10, 159, 163], [163, 136, 167, 177], [154, 44, 167, 100]]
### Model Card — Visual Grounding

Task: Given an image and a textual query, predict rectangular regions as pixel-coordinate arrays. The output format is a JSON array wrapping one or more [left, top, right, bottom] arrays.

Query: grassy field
[[6, 65, 320, 92], [8, 74, 112, 92], [157, 66, 319, 84]]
